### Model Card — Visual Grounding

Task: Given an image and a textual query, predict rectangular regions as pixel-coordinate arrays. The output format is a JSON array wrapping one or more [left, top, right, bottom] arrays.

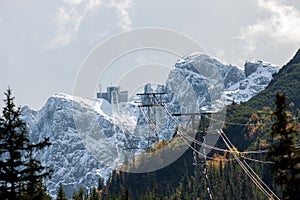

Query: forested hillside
[[225, 49, 300, 151], [94, 49, 300, 200]]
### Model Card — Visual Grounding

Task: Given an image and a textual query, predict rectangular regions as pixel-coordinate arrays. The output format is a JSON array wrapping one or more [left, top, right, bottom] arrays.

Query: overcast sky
[[1, 0, 300, 110]]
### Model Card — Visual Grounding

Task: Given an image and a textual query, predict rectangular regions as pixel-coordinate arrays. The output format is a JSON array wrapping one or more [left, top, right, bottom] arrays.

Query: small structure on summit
[[97, 86, 128, 103]]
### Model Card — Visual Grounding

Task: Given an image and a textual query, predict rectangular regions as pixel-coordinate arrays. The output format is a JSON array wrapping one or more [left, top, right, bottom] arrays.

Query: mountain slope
[[225, 48, 300, 150], [104, 49, 300, 200], [21, 95, 105, 197], [225, 59, 279, 103], [19, 52, 280, 197], [245, 48, 300, 109]]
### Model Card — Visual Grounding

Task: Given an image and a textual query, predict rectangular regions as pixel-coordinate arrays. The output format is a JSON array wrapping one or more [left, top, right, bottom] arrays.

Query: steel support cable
[[151, 100, 269, 156], [162, 105, 265, 153], [200, 112, 275, 126], [162, 104, 268, 154], [243, 159, 279, 200], [154, 99, 279, 198], [218, 130, 273, 199], [219, 130, 280, 200], [157, 97, 300, 127], [180, 130, 273, 165], [241, 156, 274, 164], [179, 130, 264, 154], [140, 104, 229, 157], [205, 114, 300, 127], [179, 130, 232, 153], [180, 130, 269, 157], [220, 130, 279, 199], [160, 99, 271, 127], [177, 132, 234, 162], [140, 105, 233, 161]]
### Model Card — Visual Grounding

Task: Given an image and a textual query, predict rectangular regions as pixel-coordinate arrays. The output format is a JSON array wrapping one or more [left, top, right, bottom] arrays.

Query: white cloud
[[238, 0, 300, 53], [47, 0, 133, 49], [47, 0, 103, 49], [106, 0, 133, 31]]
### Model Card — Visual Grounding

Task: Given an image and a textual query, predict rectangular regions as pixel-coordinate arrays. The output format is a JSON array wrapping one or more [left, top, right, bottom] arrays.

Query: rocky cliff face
[[166, 53, 244, 109], [20, 53, 279, 198], [225, 59, 279, 103], [21, 96, 104, 197]]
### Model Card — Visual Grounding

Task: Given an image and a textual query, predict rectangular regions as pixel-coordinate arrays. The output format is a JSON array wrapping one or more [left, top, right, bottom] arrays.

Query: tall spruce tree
[[22, 139, 51, 199], [56, 183, 68, 200], [72, 187, 84, 200], [267, 93, 300, 200], [0, 88, 30, 199], [0, 88, 51, 199]]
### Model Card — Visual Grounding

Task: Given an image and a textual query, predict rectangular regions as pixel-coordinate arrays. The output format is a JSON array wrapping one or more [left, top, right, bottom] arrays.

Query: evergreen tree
[[267, 93, 300, 199], [56, 183, 68, 200], [0, 88, 30, 199], [90, 187, 99, 200], [72, 187, 84, 200], [78, 187, 84, 200], [0, 88, 52, 199], [22, 138, 51, 199], [30, 181, 52, 200]]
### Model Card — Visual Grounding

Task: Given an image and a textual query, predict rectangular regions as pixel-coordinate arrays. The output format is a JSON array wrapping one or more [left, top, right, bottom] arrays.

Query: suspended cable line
[[179, 129, 268, 155], [177, 132, 234, 162], [160, 103, 269, 155], [218, 129, 280, 200]]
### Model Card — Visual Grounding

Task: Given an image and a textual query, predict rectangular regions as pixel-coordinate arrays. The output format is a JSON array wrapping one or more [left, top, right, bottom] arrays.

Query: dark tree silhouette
[[267, 93, 300, 200], [0, 88, 51, 199], [56, 183, 68, 200], [0, 88, 30, 199]]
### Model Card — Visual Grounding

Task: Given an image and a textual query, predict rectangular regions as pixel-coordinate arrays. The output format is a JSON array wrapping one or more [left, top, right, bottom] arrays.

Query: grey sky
[[0, 0, 300, 110]]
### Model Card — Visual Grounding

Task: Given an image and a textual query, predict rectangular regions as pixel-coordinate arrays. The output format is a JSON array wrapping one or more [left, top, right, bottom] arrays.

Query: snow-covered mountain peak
[[245, 59, 279, 78], [52, 93, 96, 107], [49, 93, 115, 118], [19, 52, 281, 198], [171, 52, 245, 95], [22, 93, 142, 198], [52, 93, 74, 100], [181, 52, 223, 64], [224, 59, 280, 103], [175, 52, 227, 70]]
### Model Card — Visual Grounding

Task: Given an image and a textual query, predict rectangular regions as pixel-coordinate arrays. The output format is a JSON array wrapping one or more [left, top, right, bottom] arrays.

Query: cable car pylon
[[172, 111, 215, 200], [136, 92, 166, 151]]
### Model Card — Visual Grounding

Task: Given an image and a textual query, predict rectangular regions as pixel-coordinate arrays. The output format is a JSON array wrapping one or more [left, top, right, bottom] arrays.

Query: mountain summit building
[[97, 86, 128, 103]]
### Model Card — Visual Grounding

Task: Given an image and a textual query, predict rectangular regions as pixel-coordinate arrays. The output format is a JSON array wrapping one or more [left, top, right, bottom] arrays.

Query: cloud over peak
[[238, 0, 300, 53], [48, 0, 134, 49], [107, 0, 133, 32]]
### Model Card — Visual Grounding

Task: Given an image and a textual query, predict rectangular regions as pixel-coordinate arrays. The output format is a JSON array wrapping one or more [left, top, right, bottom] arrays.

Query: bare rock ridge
[[20, 52, 279, 198]]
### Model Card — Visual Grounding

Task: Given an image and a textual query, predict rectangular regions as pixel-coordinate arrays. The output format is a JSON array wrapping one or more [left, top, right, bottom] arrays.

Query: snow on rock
[[20, 53, 279, 198], [224, 59, 279, 103], [21, 94, 141, 198], [21, 95, 105, 198]]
